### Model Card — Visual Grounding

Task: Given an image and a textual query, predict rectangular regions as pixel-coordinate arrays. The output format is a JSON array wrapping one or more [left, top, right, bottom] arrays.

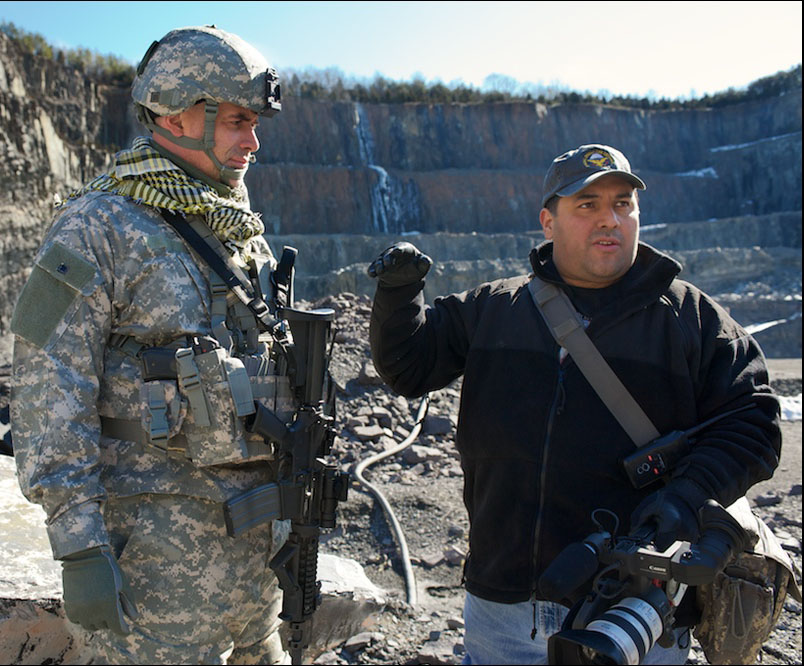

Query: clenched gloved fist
[[61, 545, 139, 635], [630, 487, 701, 551], [367, 242, 432, 287]]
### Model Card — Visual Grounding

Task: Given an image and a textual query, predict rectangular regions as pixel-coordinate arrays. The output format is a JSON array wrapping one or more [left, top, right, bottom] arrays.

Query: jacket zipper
[[531, 363, 565, 601]]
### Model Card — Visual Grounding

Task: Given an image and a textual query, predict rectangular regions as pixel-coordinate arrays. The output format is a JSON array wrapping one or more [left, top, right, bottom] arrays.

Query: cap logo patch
[[583, 149, 614, 169]]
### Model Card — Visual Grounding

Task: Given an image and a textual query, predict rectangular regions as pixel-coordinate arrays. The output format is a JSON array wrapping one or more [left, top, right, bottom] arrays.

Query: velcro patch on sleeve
[[10, 242, 97, 349]]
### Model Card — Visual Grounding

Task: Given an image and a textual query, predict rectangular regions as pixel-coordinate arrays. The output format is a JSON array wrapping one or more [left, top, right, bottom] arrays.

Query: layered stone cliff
[[247, 93, 802, 234], [265, 211, 801, 357], [0, 33, 800, 663], [0, 31, 800, 357], [0, 33, 135, 344]]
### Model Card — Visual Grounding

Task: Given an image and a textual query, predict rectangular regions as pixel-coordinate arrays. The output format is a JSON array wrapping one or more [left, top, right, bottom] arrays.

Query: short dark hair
[[544, 195, 559, 214]]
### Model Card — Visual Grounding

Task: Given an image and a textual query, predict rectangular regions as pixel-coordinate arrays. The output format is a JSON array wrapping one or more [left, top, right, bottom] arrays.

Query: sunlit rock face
[[0, 32, 135, 336], [0, 31, 800, 356], [246, 92, 801, 234]]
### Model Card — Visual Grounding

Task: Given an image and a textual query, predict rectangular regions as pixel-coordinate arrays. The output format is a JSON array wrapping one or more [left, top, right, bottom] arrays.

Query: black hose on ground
[[351, 394, 431, 607]]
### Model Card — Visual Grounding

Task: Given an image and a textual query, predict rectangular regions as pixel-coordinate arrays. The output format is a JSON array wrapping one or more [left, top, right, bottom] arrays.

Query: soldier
[[367, 144, 781, 664], [11, 26, 292, 664]]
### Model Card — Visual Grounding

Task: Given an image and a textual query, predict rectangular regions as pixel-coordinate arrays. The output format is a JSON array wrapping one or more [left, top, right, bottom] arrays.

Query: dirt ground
[[314, 293, 802, 665]]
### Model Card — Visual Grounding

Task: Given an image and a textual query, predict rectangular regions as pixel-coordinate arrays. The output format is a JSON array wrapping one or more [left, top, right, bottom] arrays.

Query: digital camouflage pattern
[[12, 192, 295, 663], [131, 25, 281, 118], [12, 190, 295, 556], [694, 552, 791, 665], [88, 494, 287, 664], [693, 500, 802, 665], [14, 23, 289, 661], [11, 187, 294, 662]]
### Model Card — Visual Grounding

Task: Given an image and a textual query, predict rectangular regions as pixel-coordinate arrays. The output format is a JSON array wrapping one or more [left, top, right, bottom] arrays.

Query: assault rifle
[[223, 252, 349, 664]]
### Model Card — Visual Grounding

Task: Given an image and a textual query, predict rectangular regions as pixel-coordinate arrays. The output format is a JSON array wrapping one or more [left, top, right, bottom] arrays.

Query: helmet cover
[[132, 25, 280, 118]]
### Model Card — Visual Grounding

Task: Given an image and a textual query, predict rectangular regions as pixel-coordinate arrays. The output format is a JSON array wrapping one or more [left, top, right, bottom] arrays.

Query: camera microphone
[[539, 541, 600, 602]]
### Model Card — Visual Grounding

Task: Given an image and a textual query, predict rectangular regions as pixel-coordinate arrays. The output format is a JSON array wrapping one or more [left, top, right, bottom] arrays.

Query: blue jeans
[[462, 592, 690, 665]]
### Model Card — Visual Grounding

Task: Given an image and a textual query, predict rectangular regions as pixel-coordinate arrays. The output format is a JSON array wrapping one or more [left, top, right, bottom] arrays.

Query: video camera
[[539, 500, 746, 665]]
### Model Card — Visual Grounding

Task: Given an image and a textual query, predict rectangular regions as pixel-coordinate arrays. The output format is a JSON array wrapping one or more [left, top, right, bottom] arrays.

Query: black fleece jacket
[[370, 241, 780, 604]]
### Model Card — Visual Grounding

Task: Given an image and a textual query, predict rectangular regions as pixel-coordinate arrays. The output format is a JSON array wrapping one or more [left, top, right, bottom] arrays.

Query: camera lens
[[584, 596, 664, 664], [580, 644, 618, 664]]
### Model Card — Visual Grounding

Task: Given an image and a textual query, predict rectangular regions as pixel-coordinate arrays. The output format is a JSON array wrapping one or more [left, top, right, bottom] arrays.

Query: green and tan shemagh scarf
[[61, 136, 265, 253]]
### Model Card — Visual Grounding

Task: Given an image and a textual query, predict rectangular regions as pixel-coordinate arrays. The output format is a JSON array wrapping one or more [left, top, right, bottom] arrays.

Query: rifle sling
[[159, 209, 280, 331], [527, 276, 660, 447]]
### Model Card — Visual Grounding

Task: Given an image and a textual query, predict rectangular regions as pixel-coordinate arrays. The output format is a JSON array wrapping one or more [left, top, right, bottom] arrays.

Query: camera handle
[[669, 499, 747, 586]]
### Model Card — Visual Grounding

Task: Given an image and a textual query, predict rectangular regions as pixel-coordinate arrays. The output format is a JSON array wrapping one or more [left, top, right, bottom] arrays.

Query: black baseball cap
[[541, 144, 646, 208]]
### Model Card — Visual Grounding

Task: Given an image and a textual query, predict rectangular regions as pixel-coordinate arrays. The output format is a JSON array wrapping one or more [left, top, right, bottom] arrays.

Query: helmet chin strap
[[138, 101, 250, 184], [200, 101, 249, 183]]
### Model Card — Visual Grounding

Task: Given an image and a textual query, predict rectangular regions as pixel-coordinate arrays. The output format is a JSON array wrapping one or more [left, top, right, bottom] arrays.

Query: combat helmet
[[132, 25, 281, 182]]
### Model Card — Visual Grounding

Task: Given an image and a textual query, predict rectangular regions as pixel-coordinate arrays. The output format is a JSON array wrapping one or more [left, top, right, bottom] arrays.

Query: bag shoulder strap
[[527, 275, 660, 447]]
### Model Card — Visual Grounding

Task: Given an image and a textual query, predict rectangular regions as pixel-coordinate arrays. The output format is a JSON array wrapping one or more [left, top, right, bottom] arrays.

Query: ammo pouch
[[176, 345, 256, 467], [693, 497, 802, 665], [131, 341, 295, 467], [174, 345, 297, 466], [112, 212, 301, 467]]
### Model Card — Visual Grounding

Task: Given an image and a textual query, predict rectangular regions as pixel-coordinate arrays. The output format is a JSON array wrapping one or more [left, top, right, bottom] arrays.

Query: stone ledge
[[0, 599, 87, 666]]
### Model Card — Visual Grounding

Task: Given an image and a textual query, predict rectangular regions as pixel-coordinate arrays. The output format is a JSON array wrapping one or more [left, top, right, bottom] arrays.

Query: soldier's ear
[[155, 112, 186, 138]]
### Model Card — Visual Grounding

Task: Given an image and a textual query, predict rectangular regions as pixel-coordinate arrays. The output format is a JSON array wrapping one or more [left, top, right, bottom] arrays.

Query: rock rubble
[[0, 291, 801, 664]]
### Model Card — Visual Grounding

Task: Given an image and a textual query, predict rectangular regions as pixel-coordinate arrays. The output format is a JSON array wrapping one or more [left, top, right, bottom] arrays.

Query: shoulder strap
[[527, 275, 660, 447], [159, 209, 282, 333]]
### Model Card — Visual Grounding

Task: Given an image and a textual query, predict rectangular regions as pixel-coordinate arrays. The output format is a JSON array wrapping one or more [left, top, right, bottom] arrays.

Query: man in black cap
[[366, 144, 780, 664]]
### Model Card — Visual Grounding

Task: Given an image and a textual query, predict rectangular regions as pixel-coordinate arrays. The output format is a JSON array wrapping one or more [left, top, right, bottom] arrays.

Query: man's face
[[539, 174, 640, 288], [157, 101, 260, 186]]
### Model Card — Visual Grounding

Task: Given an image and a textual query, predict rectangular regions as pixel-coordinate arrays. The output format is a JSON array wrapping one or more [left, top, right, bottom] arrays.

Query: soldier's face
[[539, 175, 640, 288], [163, 101, 260, 186]]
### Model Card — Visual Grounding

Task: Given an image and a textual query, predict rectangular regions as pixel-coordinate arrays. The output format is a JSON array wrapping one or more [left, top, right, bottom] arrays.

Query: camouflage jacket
[[11, 192, 294, 558]]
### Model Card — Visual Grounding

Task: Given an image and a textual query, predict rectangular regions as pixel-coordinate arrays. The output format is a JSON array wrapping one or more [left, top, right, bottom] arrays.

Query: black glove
[[630, 487, 701, 551], [61, 545, 139, 635], [367, 242, 432, 287]]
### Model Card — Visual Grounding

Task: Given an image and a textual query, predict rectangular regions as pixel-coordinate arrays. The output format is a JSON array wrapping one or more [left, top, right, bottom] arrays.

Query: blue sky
[[0, 1, 801, 99]]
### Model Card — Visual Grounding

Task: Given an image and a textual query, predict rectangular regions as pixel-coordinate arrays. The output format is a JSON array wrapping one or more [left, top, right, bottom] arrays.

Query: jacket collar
[[528, 240, 683, 317]]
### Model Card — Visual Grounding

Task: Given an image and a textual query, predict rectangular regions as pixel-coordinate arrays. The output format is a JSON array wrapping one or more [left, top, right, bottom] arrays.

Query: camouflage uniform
[[11, 190, 293, 663], [13, 25, 292, 663]]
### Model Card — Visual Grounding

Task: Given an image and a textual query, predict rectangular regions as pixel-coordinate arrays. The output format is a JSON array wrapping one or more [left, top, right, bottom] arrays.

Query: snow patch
[[780, 394, 802, 421], [744, 311, 802, 335], [676, 167, 718, 178], [709, 131, 802, 153], [745, 318, 790, 335]]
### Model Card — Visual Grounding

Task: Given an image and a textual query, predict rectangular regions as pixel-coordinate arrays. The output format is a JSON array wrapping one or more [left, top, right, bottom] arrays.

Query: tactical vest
[[100, 214, 298, 468]]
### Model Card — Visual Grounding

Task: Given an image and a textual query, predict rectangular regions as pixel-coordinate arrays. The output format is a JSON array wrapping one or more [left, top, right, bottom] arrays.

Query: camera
[[539, 500, 745, 665]]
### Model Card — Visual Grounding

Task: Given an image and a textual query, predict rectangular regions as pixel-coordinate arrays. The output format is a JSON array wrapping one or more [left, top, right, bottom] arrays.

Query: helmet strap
[[148, 136, 233, 197], [137, 104, 207, 151], [201, 101, 249, 183], [137, 102, 249, 184]]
